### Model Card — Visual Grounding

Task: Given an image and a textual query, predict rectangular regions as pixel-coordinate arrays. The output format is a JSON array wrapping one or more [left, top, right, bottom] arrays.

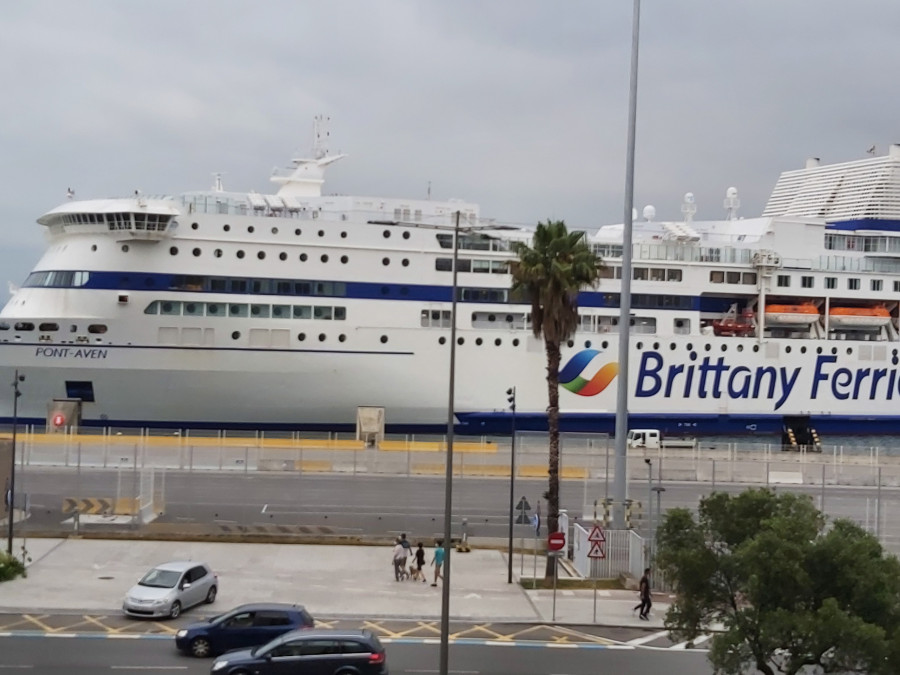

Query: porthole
[[91, 244, 97, 252], [476, 338, 483, 346], [753, 345, 760, 352], [439, 337, 447, 345], [637, 342, 643, 349], [584, 340, 592, 348], [495, 338, 502, 346], [248, 226, 255, 233], [801, 346, 807, 354], [298, 333, 306, 341], [341, 231, 347, 239], [339, 334, 346, 342], [191, 222, 199, 230], [721, 344, 727, 352], [380, 335, 388, 344], [257, 251, 266, 260], [816, 347, 823, 354], [846, 348, 852, 355], [237, 250, 245, 259], [214, 249, 223, 258], [505, 315, 513, 323], [192, 248, 201, 257], [341, 255, 349, 264], [383, 230, 391, 238], [300, 253, 308, 262], [689, 351, 697, 361], [402, 259, 409, 267], [402, 231, 411, 240], [318, 333, 326, 342], [785, 346, 792, 354], [231, 331, 240, 340], [321, 254, 329, 263], [224, 224, 231, 232], [704, 343, 711, 351], [513, 339, 520, 347], [737, 344, 744, 352], [317, 230, 324, 237], [279, 252, 287, 261], [382, 258, 390, 266], [271, 227, 278, 234], [894, 350, 899, 357], [831, 347, 838, 355], [457, 337, 464, 345], [169, 246, 179, 255], [653, 342, 660, 350], [670, 343, 676, 350], [567, 339, 574, 348], [686, 343, 693, 351], [121, 244, 129, 252], [294, 228, 302, 236], [488, 315, 496, 322]]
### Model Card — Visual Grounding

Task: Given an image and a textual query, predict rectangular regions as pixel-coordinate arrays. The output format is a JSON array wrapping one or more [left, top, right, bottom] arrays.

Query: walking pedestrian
[[412, 542, 427, 582], [430, 539, 445, 586], [399, 533, 411, 577], [635, 567, 652, 620], [392, 538, 407, 581]]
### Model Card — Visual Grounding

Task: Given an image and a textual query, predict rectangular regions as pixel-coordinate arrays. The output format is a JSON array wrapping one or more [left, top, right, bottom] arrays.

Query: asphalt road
[[16, 468, 900, 550], [0, 635, 714, 674]]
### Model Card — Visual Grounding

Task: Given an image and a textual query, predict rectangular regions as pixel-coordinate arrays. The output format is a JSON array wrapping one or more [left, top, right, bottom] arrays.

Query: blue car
[[175, 603, 315, 657]]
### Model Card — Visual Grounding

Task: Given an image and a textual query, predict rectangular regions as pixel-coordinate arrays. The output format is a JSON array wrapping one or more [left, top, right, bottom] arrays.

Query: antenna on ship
[[681, 192, 697, 224], [867, 145, 876, 155], [313, 115, 331, 159], [66, 187, 74, 200], [212, 173, 225, 192], [724, 186, 740, 220], [428, 180, 432, 200]]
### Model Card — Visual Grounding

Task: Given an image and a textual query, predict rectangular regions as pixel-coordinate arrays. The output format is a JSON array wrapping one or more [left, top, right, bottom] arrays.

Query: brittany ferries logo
[[559, 349, 619, 396]]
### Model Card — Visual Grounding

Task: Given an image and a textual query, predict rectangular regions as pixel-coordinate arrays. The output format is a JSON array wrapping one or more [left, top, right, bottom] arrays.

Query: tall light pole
[[506, 386, 517, 584], [439, 210, 461, 675], [613, 0, 642, 528], [7, 370, 23, 556], [644, 458, 652, 561]]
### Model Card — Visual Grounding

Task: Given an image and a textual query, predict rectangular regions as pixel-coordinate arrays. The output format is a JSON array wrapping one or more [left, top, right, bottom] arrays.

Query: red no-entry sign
[[548, 531, 566, 551]]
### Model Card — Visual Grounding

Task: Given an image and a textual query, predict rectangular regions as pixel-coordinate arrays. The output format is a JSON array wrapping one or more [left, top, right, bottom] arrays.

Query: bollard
[[73, 510, 80, 536]]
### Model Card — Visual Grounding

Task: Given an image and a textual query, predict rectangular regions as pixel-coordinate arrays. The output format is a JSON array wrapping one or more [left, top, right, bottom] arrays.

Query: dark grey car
[[210, 628, 388, 675]]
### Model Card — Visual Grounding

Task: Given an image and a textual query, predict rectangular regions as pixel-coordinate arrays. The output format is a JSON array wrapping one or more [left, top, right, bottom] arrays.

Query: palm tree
[[510, 220, 604, 577]]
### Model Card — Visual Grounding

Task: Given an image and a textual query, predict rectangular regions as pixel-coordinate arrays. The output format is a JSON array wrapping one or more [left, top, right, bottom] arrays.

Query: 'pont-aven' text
[[35, 347, 109, 359], [635, 353, 900, 410]]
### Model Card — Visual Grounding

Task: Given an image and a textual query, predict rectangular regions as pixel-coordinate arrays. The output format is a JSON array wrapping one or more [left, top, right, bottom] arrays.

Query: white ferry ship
[[3, 121, 900, 437]]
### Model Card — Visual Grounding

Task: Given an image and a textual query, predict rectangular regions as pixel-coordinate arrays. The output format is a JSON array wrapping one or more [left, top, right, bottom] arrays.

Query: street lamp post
[[644, 458, 652, 561], [438, 210, 461, 675], [506, 386, 517, 584], [7, 370, 24, 556]]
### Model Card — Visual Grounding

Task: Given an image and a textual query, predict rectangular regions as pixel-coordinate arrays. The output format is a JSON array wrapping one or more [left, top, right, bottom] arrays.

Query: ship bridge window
[[435, 258, 451, 271], [229, 304, 249, 317], [206, 303, 224, 316], [668, 269, 683, 282], [742, 272, 756, 284], [39, 323, 59, 332], [272, 304, 290, 318], [872, 279, 883, 291], [801, 276, 814, 289], [144, 301, 159, 314], [250, 304, 270, 318], [848, 278, 860, 290], [183, 302, 202, 316], [160, 301, 181, 316], [726, 271, 741, 284], [459, 288, 508, 303], [472, 260, 491, 274], [777, 275, 790, 287], [313, 306, 333, 320], [88, 324, 107, 334], [709, 271, 724, 284], [598, 266, 616, 280], [0, 322, 9, 330], [825, 277, 837, 289], [633, 267, 648, 281], [293, 305, 312, 319], [14, 322, 34, 331]]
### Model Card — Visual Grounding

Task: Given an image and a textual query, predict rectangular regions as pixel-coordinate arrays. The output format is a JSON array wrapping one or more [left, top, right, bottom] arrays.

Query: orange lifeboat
[[764, 303, 820, 325], [712, 304, 755, 336], [828, 306, 891, 329]]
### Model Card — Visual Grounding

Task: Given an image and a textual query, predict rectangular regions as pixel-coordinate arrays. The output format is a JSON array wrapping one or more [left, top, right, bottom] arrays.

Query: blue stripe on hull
[[3, 412, 900, 436]]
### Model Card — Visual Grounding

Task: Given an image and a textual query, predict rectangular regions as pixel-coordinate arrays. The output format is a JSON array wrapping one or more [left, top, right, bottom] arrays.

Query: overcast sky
[[2, 1, 899, 288]]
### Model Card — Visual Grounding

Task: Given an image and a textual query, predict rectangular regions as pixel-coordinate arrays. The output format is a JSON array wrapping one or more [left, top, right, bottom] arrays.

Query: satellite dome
[[642, 205, 656, 221], [726, 186, 738, 198], [684, 192, 695, 203]]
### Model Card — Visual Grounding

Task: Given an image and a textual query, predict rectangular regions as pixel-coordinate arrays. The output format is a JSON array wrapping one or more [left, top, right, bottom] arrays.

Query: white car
[[123, 561, 217, 619]]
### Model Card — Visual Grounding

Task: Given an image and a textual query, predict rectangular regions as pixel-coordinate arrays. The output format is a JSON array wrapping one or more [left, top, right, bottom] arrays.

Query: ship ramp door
[[781, 415, 822, 453]]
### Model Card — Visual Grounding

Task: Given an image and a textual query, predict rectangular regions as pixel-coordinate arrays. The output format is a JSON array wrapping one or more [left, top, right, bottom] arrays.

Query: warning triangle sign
[[588, 525, 606, 543], [588, 541, 606, 559]]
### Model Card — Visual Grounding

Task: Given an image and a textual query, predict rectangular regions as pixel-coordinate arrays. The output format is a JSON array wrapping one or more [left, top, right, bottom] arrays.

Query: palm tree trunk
[[544, 339, 561, 578]]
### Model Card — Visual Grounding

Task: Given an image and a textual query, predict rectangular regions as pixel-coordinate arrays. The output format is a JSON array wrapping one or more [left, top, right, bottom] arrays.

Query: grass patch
[[0, 552, 26, 582], [519, 577, 624, 590]]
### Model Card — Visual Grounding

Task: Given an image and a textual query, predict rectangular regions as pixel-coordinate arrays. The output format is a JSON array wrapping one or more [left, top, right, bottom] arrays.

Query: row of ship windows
[[775, 274, 896, 292], [0, 322, 107, 333], [57, 212, 172, 231], [144, 301, 347, 320]]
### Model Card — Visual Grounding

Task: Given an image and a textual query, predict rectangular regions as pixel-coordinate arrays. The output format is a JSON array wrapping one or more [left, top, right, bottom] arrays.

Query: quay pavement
[[0, 537, 669, 629]]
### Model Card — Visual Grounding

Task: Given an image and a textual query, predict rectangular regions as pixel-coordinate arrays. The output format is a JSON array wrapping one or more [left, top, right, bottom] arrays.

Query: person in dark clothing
[[412, 542, 427, 582], [634, 567, 652, 620]]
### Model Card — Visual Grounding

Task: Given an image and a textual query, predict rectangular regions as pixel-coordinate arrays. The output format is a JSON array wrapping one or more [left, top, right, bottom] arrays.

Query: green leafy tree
[[510, 220, 603, 576], [656, 488, 900, 674]]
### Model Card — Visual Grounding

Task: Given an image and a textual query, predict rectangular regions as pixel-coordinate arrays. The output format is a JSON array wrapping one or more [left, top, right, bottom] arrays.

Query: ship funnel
[[805, 157, 821, 169], [890, 144, 900, 159]]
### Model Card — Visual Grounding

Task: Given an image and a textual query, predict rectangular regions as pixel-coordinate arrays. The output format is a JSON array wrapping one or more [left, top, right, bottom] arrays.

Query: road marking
[[0, 667, 35, 670], [546, 643, 578, 648], [261, 503, 268, 514], [626, 630, 669, 646], [110, 667, 188, 671], [671, 633, 713, 649]]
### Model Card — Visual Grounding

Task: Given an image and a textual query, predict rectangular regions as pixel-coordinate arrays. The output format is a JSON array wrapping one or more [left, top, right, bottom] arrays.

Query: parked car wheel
[[205, 586, 217, 604], [190, 637, 211, 658], [169, 601, 182, 619]]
